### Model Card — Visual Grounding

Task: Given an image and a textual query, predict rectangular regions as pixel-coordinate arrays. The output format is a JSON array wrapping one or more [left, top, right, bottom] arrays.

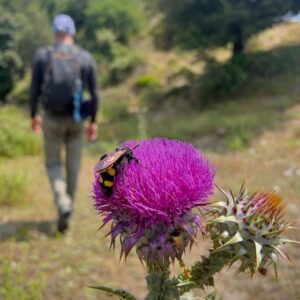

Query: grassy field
[[1, 23, 300, 300]]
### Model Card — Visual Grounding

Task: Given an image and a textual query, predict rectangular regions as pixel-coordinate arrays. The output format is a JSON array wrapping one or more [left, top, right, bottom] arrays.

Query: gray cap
[[52, 14, 76, 36]]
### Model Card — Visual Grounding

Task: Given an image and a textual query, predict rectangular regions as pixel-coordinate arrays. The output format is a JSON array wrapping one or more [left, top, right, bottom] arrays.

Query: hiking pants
[[42, 113, 83, 215]]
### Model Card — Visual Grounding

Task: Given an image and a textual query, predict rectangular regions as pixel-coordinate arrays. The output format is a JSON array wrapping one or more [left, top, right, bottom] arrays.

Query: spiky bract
[[208, 185, 298, 275]]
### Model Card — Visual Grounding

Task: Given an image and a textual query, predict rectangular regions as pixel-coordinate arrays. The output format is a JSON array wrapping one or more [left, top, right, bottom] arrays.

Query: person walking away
[[30, 14, 99, 233]]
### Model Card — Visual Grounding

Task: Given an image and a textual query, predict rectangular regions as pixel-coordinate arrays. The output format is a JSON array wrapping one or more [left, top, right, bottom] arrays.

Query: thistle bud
[[208, 184, 299, 275]]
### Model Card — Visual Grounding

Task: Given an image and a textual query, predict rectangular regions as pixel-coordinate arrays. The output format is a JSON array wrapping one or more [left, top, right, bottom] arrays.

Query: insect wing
[[94, 149, 127, 173]]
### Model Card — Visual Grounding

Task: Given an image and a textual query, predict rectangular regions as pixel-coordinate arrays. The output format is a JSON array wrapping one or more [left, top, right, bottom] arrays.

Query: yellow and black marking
[[98, 167, 118, 196], [169, 228, 184, 249], [95, 145, 139, 196]]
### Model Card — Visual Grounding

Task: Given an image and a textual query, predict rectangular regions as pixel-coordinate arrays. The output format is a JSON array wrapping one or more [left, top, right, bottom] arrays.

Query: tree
[[82, 0, 143, 51], [156, 0, 300, 58], [0, 13, 22, 101], [15, 4, 52, 67]]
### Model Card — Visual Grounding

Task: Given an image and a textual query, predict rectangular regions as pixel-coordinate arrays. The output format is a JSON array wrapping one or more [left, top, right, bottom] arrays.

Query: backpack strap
[[41, 45, 54, 95], [71, 46, 83, 123]]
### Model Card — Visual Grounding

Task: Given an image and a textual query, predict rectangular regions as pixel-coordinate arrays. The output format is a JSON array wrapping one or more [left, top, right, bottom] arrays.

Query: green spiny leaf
[[214, 231, 243, 251], [205, 290, 217, 300], [279, 239, 300, 245], [270, 252, 278, 279], [89, 286, 137, 300], [270, 245, 289, 261], [253, 240, 263, 271], [212, 215, 239, 224], [210, 201, 228, 208]]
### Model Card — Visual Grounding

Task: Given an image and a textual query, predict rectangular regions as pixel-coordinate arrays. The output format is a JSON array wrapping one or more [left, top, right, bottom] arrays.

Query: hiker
[[30, 14, 99, 233]]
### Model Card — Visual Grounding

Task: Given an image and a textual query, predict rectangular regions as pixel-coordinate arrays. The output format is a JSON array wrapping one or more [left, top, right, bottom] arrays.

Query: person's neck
[[55, 34, 74, 45]]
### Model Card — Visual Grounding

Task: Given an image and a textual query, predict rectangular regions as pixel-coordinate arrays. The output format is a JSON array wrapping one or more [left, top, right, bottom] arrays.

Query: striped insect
[[94, 145, 139, 196]]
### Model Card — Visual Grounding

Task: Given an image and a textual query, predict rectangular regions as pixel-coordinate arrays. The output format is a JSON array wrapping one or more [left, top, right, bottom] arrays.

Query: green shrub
[[0, 106, 42, 158], [0, 169, 29, 206], [135, 75, 160, 89]]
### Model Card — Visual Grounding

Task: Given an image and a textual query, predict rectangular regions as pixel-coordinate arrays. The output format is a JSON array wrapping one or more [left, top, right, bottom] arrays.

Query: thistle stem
[[145, 261, 180, 300], [192, 251, 234, 287], [177, 250, 235, 296]]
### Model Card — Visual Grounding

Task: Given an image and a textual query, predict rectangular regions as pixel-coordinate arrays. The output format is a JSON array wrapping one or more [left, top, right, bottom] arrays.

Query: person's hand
[[86, 122, 98, 142], [31, 116, 42, 134]]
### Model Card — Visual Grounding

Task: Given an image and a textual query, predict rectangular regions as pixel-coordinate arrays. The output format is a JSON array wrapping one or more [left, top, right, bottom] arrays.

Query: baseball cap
[[52, 14, 76, 36]]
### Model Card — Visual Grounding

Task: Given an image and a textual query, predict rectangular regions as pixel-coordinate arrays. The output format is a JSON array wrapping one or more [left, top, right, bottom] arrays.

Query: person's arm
[[87, 56, 99, 123], [85, 55, 99, 141], [30, 49, 45, 133]]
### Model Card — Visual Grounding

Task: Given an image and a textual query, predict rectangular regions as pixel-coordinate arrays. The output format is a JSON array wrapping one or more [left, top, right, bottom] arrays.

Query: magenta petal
[[92, 138, 215, 262]]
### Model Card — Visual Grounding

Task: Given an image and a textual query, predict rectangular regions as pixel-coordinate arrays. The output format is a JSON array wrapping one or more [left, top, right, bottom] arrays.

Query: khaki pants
[[42, 113, 83, 215]]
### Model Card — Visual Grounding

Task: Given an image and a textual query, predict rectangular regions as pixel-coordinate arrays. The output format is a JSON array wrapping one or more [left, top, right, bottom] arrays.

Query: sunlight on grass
[[0, 169, 30, 207], [0, 258, 45, 300]]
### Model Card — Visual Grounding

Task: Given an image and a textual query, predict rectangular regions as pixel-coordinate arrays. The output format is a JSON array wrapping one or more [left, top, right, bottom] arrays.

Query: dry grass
[[1, 103, 300, 299], [249, 22, 300, 52]]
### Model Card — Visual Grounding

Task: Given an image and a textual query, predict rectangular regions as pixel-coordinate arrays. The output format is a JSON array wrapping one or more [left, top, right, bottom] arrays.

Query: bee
[[169, 228, 185, 249], [94, 145, 139, 196]]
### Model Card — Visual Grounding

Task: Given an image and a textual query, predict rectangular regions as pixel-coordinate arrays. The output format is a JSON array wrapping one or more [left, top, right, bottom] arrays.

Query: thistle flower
[[93, 138, 215, 265], [208, 184, 299, 276]]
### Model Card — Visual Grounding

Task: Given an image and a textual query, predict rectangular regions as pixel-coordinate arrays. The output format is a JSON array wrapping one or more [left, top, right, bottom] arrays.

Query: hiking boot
[[57, 211, 72, 234]]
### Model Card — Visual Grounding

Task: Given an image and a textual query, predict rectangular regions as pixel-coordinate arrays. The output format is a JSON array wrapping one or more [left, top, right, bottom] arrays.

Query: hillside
[[1, 22, 300, 299]]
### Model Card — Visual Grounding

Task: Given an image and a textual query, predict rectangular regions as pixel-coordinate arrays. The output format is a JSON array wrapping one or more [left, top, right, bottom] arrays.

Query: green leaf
[[205, 290, 217, 300], [89, 286, 137, 300]]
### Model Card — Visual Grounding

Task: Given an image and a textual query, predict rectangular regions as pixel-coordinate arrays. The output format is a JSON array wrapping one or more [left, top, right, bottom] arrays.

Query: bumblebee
[[94, 145, 139, 196]]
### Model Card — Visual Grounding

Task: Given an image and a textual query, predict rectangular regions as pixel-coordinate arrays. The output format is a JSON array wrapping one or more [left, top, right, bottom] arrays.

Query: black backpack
[[42, 45, 82, 116]]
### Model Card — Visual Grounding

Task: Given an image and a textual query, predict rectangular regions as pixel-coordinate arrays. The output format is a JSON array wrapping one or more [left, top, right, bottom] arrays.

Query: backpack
[[42, 45, 83, 118]]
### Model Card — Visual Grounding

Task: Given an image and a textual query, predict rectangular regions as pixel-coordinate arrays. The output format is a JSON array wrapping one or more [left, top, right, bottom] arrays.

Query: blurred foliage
[[0, 0, 145, 99], [92, 31, 143, 86], [198, 56, 249, 102], [15, 5, 52, 67], [0, 169, 29, 206], [0, 0, 53, 66], [8, 72, 31, 106], [0, 13, 22, 101], [83, 0, 143, 47], [196, 44, 300, 102], [135, 75, 160, 89], [135, 75, 162, 110], [79, 0, 144, 85], [2, 0, 300, 114], [106, 51, 143, 86], [0, 258, 45, 299], [0, 106, 42, 158], [155, 0, 300, 57]]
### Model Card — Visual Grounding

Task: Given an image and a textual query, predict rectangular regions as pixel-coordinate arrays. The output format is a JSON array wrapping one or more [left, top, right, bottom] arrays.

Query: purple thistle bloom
[[93, 138, 215, 264]]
